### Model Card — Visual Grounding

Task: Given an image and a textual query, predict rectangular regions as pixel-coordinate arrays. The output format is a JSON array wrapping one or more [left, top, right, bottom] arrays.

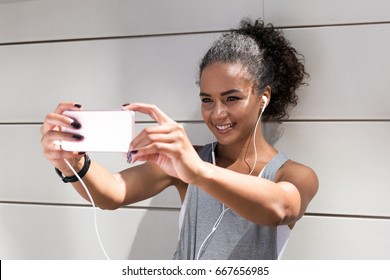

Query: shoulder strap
[[261, 151, 289, 182], [199, 145, 288, 182]]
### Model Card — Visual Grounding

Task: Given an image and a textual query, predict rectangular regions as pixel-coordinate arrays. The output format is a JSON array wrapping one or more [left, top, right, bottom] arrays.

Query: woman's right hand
[[40, 102, 85, 175]]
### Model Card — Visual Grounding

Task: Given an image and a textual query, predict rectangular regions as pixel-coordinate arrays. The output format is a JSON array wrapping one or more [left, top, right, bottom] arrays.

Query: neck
[[215, 125, 276, 168]]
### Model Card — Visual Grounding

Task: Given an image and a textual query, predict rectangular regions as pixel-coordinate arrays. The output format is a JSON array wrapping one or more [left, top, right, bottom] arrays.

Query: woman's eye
[[227, 96, 239, 102], [201, 98, 213, 103]]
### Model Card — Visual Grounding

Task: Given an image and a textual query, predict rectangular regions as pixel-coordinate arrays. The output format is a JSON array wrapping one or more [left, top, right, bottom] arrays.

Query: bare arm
[[67, 159, 175, 210], [191, 160, 318, 227]]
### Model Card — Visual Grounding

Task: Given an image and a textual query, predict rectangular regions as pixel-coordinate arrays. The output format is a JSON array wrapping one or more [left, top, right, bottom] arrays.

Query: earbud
[[261, 95, 268, 113]]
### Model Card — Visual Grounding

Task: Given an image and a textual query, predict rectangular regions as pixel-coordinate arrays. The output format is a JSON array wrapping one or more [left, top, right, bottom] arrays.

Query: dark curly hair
[[199, 19, 308, 121]]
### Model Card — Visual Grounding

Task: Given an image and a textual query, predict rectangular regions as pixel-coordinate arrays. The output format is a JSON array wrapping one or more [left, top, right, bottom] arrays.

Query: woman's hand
[[40, 102, 85, 175], [123, 103, 205, 184]]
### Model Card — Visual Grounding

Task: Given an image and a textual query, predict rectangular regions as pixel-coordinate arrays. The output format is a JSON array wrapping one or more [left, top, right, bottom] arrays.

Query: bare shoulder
[[277, 160, 318, 184], [276, 160, 319, 203]]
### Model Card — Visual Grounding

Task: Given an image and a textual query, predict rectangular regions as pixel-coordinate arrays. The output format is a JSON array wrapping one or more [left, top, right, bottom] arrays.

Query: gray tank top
[[173, 143, 289, 260]]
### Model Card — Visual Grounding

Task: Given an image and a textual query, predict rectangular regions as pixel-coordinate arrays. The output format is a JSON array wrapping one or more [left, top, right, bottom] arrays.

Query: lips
[[214, 123, 235, 133]]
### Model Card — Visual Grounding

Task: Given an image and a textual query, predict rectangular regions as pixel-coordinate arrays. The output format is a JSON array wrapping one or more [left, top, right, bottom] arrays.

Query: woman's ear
[[260, 86, 271, 110]]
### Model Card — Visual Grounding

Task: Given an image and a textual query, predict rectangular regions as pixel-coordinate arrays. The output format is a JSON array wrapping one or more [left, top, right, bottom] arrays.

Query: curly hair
[[199, 19, 308, 121]]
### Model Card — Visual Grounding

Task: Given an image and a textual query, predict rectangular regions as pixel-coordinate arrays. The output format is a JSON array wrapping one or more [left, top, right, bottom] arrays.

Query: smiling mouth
[[214, 123, 235, 133]]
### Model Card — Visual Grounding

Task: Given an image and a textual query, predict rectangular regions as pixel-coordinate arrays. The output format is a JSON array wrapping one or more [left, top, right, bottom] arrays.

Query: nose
[[212, 103, 228, 120]]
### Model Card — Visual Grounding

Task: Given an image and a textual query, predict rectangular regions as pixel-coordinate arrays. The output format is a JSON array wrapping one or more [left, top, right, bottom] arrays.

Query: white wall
[[265, 0, 390, 259], [0, 0, 389, 259]]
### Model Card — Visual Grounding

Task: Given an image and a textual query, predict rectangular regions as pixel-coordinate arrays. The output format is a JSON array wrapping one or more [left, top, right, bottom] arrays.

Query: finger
[[42, 131, 85, 168], [54, 102, 83, 115], [123, 103, 174, 125], [129, 153, 159, 165], [44, 129, 84, 142], [130, 124, 177, 150], [41, 102, 82, 135], [41, 113, 82, 136], [41, 130, 84, 151], [131, 133, 177, 153], [131, 142, 179, 162]]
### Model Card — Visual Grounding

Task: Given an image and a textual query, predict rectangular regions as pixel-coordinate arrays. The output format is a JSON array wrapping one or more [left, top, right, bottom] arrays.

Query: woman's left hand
[[123, 103, 205, 184]]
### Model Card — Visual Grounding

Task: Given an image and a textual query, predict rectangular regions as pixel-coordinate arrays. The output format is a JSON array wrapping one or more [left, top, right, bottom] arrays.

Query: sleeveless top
[[173, 143, 291, 260]]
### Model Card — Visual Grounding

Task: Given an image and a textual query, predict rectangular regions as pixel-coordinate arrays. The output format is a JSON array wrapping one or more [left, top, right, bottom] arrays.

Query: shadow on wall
[[263, 122, 285, 146], [127, 200, 180, 259]]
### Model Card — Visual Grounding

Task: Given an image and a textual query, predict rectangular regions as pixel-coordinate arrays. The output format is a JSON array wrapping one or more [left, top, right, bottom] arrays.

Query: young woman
[[41, 19, 318, 260]]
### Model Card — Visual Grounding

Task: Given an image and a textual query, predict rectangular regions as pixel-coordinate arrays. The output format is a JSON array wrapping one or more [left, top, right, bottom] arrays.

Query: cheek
[[240, 107, 261, 128], [235, 101, 257, 121], [201, 108, 210, 122]]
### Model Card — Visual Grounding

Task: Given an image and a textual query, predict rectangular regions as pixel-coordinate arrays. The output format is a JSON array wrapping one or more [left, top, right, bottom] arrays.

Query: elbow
[[268, 202, 300, 228], [254, 204, 291, 228], [243, 210, 281, 228], [99, 203, 120, 211], [265, 210, 285, 228], [96, 197, 123, 210]]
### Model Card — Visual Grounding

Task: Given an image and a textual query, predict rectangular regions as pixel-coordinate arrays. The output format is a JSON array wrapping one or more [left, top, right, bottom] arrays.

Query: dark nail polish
[[78, 152, 86, 155], [72, 134, 84, 140], [127, 151, 132, 163], [74, 103, 82, 108], [122, 103, 130, 107], [127, 150, 138, 163], [71, 121, 81, 129]]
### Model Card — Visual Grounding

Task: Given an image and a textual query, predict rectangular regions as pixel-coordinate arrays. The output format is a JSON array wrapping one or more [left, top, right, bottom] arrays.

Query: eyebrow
[[199, 89, 243, 97]]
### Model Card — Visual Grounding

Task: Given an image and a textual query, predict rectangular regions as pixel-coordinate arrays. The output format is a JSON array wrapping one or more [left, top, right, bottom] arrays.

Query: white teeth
[[216, 124, 233, 130]]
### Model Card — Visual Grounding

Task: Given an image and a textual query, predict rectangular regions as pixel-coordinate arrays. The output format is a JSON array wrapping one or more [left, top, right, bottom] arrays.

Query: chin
[[212, 133, 236, 146]]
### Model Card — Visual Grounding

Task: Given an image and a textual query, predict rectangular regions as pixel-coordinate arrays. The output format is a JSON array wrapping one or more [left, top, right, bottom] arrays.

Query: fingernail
[[78, 152, 86, 155], [74, 103, 82, 108], [72, 134, 84, 140], [71, 121, 81, 129], [127, 150, 138, 163], [122, 103, 130, 107]]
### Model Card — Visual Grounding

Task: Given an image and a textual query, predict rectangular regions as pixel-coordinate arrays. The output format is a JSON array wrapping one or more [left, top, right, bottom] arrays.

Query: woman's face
[[199, 62, 262, 146]]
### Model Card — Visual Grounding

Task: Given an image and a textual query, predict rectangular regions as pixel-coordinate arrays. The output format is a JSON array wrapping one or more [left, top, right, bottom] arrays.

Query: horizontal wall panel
[[1, 121, 389, 217], [1, 204, 388, 260], [2, 25, 389, 123], [286, 24, 390, 120], [0, 0, 262, 44], [282, 216, 390, 259], [265, 0, 390, 27], [0, 33, 219, 123], [267, 121, 390, 217], [0, 123, 209, 207], [0, 203, 179, 259]]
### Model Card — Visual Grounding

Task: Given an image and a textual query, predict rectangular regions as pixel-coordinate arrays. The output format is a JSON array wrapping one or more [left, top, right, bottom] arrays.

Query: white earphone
[[261, 95, 268, 113]]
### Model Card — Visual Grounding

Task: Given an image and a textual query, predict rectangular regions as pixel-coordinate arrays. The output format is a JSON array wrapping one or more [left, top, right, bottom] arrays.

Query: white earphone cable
[[196, 205, 229, 260], [249, 109, 264, 175], [64, 158, 111, 260]]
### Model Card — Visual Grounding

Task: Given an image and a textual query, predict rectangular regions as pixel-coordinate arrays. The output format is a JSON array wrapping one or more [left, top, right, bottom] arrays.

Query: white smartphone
[[61, 110, 135, 152]]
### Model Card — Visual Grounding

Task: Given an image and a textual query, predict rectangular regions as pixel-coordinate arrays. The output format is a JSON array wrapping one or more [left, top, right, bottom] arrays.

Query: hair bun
[[234, 19, 308, 121]]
